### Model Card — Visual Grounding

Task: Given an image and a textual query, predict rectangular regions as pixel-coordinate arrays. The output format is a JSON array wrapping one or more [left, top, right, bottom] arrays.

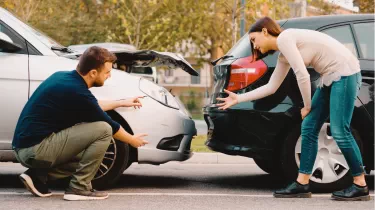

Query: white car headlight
[[139, 78, 179, 109]]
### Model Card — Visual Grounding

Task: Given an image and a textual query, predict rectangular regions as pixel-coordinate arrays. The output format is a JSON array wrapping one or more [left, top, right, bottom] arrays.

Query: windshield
[[4, 9, 65, 55], [27, 26, 64, 49]]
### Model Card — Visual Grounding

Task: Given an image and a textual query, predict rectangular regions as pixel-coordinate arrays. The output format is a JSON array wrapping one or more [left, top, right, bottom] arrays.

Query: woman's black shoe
[[332, 184, 370, 201], [273, 181, 311, 198]]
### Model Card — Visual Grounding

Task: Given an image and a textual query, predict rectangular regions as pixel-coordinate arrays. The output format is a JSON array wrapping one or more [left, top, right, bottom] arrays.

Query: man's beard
[[93, 80, 104, 87]]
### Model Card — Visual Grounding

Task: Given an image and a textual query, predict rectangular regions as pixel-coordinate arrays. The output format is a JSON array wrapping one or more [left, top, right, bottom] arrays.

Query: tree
[[307, 0, 339, 15], [0, 0, 41, 22], [353, 0, 374, 13], [29, 0, 112, 46], [1, 0, 112, 46], [105, 0, 193, 50], [177, 0, 294, 89], [1, 0, 295, 91]]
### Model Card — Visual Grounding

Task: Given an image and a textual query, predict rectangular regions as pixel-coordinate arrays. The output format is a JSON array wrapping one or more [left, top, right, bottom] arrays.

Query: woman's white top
[[237, 28, 360, 108]]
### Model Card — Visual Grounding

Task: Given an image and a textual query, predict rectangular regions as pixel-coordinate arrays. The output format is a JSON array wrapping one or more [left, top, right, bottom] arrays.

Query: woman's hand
[[216, 89, 239, 110], [301, 107, 311, 120]]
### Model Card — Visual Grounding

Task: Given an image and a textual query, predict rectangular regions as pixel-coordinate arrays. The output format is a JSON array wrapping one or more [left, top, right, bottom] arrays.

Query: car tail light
[[227, 56, 267, 92]]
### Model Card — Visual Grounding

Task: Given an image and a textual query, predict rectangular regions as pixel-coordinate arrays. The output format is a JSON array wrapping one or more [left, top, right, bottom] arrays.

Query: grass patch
[[191, 112, 204, 120], [191, 135, 215, 153]]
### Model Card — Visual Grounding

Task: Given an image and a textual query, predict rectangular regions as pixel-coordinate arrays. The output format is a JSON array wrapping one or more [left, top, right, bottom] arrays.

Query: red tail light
[[227, 56, 267, 92]]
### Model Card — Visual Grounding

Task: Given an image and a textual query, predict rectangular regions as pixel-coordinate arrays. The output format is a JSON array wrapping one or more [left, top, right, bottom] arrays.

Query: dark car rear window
[[226, 20, 287, 59], [226, 34, 252, 58]]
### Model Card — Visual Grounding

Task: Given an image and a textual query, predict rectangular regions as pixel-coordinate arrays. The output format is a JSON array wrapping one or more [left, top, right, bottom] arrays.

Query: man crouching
[[12, 46, 148, 201]]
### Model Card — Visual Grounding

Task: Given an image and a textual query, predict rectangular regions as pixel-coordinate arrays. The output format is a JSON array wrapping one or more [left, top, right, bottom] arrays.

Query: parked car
[[204, 14, 374, 191], [69, 43, 158, 83], [0, 7, 198, 188]]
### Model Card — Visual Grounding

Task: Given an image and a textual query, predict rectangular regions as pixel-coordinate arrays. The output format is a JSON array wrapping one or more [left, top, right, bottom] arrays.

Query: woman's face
[[249, 29, 270, 54]]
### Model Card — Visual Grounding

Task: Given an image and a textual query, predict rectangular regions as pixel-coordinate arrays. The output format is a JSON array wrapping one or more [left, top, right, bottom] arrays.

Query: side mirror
[[0, 32, 22, 53]]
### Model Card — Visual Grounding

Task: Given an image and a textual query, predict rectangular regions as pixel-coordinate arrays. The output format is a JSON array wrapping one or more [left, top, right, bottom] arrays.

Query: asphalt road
[[0, 161, 373, 210]]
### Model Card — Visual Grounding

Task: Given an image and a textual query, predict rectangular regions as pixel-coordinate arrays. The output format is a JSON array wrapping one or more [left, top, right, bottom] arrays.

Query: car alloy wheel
[[94, 138, 117, 180], [294, 123, 349, 184]]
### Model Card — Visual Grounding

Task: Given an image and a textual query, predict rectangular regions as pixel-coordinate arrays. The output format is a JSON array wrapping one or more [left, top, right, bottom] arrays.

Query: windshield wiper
[[210, 55, 234, 66], [51, 46, 74, 53]]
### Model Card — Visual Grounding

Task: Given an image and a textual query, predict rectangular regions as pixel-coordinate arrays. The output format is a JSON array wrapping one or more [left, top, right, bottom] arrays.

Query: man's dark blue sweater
[[12, 70, 120, 149]]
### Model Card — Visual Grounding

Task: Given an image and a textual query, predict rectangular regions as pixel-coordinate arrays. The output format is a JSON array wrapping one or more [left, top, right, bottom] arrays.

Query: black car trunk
[[209, 58, 236, 105], [208, 20, 289, 107]]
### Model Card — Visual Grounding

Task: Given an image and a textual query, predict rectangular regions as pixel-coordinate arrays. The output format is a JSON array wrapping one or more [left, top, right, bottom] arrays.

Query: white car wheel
[[94, 138, 117, 179]]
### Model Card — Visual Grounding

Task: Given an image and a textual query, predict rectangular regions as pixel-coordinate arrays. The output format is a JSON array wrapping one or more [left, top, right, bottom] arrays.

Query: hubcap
[[94, 138, 117, 180], [295, 123, 349, 184]]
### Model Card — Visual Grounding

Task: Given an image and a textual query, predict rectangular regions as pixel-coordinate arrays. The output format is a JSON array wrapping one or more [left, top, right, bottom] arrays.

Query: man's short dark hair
[[77, 46, 117, 75]]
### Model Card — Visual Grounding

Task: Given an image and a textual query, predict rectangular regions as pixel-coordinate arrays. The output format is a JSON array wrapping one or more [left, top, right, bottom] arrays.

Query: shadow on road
[[0, 168, 373, 193], [0, 174, 25, 188], [112, 172, 374, 193], [115, 173, 286, 190]]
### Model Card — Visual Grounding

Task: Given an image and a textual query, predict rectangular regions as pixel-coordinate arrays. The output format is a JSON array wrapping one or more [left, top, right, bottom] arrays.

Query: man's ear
[[88, 69, 98, 78]]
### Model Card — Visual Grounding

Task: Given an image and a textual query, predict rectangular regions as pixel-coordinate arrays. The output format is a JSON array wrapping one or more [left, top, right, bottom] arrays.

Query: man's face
[[93, 62, 112, 87]]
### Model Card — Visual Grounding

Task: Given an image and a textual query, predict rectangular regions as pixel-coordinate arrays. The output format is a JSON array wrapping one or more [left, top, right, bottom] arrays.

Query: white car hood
[[64, 48, 199, 76]]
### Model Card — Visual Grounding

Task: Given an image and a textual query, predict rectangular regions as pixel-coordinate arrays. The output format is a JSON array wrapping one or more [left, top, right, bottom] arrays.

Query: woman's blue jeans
[[299, 72, 365, 177]]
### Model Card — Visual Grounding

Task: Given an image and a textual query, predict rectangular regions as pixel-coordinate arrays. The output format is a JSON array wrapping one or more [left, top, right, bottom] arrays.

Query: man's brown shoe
[[63, 187, 109, 201]]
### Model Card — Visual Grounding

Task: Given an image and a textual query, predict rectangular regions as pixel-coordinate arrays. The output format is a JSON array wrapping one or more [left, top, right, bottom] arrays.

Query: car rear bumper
[[203, 106, 294, 159]]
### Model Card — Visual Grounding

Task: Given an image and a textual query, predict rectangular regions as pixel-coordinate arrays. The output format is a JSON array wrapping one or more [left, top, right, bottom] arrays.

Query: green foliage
[[0, 0, 296, 57], [187, 90, 197, 111], [0, 0, 298, 91], [1, 0, 112, 46], [191, 135, 214, 153], [353, 0, 374, 13], [307, 0, 339, 15], [1, 0, 352, 60]]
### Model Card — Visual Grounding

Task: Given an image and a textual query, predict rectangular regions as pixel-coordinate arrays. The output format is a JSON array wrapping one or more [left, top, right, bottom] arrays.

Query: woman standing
[[216, 17, 369, 201]]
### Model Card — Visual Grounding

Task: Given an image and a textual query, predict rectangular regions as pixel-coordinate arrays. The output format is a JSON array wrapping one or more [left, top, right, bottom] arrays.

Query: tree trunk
[[232, 0, 237, 46]]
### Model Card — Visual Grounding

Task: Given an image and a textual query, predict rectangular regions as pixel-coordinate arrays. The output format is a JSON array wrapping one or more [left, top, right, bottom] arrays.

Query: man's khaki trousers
[[15, 121, 112, 191]]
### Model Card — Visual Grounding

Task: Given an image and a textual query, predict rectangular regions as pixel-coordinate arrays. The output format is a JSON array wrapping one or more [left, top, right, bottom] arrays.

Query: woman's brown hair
[[249, 16, 283, 61]]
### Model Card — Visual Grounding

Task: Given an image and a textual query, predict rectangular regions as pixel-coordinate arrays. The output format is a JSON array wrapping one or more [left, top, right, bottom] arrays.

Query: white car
[[0, 7, 198, 188]]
